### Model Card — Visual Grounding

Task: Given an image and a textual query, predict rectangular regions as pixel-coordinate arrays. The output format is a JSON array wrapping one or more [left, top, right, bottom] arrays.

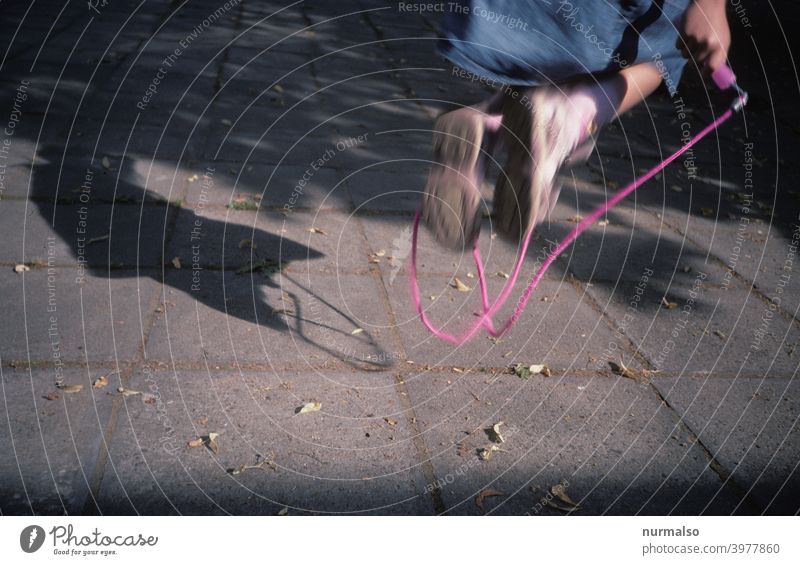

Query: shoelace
[[410, 65, 748, 345]]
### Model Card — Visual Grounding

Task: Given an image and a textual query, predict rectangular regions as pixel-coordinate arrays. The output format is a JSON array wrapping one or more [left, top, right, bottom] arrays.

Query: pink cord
[[410, 107, 736, 345]]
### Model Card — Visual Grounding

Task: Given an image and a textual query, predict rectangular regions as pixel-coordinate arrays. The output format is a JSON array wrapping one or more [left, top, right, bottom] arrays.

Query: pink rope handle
[[411, 89, 743, 345]]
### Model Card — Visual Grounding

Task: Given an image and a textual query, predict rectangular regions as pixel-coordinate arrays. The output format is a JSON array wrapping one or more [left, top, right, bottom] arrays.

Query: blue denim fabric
[[439, 0, 691, 95]]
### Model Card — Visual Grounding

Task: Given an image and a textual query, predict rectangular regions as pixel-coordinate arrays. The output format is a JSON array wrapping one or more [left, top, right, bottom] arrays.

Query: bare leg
[[494, 62, 664, 240]]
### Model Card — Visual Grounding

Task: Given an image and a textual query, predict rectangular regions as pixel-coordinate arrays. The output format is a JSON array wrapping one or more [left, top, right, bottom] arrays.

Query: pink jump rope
[[410, 65, 748, 345]]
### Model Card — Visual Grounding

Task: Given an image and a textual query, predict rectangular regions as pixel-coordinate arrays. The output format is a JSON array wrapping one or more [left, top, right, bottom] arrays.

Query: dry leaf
[[101, 156, 112, 169], [550, 483, 579, 509], [713, 329, 727, 339], [496, 271, 509, 279], [238, 239, 255, 250], [117, 387, 141, 397], [171, 256, 182, 269], [207, 432, 219, 454], [92, 375, 109, 389], [272, 84, 284, 94], [307, 227, 327, 235], [43, 392, 60, 401], [297, 401, 322, 414], [478, 445, 503, 461], [14, 264, 30, 273], [452, 277, 471, 292], [187, 437, 204, 448], [513, 363, 550, 379], [196, 416, 209, 425], [277, 507, 289, 516], [384, 417, 397, 426], [670, 185, 683, 192], [486, 421, 505, 444], [475, 488, 504, 509], [58, 384, 83, 393], [351, 328, 364, 335], [374, 249, 386, 257], [608, 360, 641, 382], [661, 297, 678, 309]]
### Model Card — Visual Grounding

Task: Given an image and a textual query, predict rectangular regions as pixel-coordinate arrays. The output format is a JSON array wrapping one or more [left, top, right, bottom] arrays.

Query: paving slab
[[653, 376, 800, 514], [0, 267, 160, 364], [96, 368, 434, 515], [0, 367, 115, 515], [144, 269, 401, 370], [403, 370, 743, 515]]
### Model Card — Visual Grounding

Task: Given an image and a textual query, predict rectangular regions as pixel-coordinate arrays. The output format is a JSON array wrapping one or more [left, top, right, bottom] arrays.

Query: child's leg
[[421, 92, 504, 249], [494, 63, 664, 240]]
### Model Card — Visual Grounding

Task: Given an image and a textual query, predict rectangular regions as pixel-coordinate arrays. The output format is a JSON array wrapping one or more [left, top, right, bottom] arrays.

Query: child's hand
[[677, 0, 731, 74]]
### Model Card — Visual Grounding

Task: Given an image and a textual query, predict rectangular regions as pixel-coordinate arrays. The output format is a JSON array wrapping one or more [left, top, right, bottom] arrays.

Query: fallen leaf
[[187, 437, 204, 448], [307, 227, 327, 235], [117, 387, 141, 397], [486, 421, 505, 444], [221, 118, 233, 126], [228, 459, 277, 475], [478, 445, 503, 461], [699, 207, 715, 217], [608, 360, 642, 382], [670, 185, 683, 192], [207, 432, 219, 454], [713, 329, 727, 339], [43, 392, 60, 401], [92, 375, 109, 389], [272, 84, 284, 94], [551, 483, 579, 509], [171, 256, 182, 269], [452, 277, 471, 292], [513, 363, 550, 379], [374, 249, 386, 257], [597, 219, 609, 226], [351, 328, 364, 335], [14, 264, 30, 273], [384, 417, 397, 426], [475, 488, 504, 509], [277, 507, 289, 516], [58, 384, 83, 393], [297, 401, 322, 414], [661, 297, 678, 309], [238, 239, 256, 250], [101, 156, 112, 169], [496, 271, 509, 279]]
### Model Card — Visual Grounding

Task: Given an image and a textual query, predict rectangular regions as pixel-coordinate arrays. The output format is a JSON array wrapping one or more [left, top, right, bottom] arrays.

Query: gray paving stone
[[403, 371, 743, 515], [585, 275, 800, 376], [144, 270, 401, 370], [0, 367, 115, 515], [653, 376, 800, 514], [0, 268, 160, 364], [0, 199, 173, 268], [166, 208, 368, 273], [96, 368, 434, 514]]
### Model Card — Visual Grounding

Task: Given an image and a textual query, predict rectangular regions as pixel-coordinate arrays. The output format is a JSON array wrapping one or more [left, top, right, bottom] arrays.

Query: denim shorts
[[439, 0, 691, 96]]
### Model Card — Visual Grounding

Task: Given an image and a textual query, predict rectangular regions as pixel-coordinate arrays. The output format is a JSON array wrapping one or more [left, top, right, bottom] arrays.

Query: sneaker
[[421, 105, 490, 249], [493, 86, 597, 240]]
